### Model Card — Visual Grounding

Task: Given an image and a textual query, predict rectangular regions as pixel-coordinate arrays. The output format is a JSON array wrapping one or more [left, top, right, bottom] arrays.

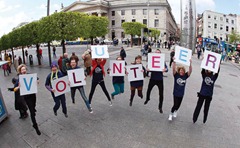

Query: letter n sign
[[201, 50, 221, 73], [91, 45, 109, 59], [109, 60, 125, 76]]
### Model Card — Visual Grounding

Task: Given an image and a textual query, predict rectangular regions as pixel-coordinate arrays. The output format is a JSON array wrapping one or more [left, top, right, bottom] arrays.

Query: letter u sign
[[91, 45, 109, 59]]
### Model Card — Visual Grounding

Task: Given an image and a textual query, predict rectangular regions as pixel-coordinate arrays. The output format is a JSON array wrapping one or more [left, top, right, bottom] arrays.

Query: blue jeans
[[112, 83, 124, 96], [53, 94, 67, 114], [71, 86, 91, 109]]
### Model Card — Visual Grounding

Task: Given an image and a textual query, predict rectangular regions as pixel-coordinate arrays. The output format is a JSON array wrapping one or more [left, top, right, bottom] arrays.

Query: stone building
[[63, 0, 178, 41]]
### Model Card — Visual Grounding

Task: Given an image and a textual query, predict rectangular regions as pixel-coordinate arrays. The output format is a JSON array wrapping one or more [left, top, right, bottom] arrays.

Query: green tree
[[149, 28, 160, 40], [87, 15, 108, 45], [122, 22, 146, 47], [229, 30, 240, 44]]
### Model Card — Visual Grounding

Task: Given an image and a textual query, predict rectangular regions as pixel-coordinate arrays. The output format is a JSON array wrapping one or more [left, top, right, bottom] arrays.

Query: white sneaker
[[109, 101, 112, 106], [168, 114, 173, 121], [173, 111, 177, 118]]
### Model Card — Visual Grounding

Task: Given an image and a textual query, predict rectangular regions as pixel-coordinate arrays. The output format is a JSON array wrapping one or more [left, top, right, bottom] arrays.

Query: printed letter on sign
[[19, 73, 37, 96], [51, 76, 70, 97], [174, 45, 192, 66], [200, 50, 221, 73], [67, 68, 86, 87], [91, 45, 109, 59], [148, 53, 165, 71], [126, 64, 144, 82], [109, 60, 125, 76]]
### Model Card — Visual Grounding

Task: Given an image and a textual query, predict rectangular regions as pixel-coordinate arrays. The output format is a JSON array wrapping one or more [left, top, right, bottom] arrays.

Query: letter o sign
[[56, 81, 66, 92]]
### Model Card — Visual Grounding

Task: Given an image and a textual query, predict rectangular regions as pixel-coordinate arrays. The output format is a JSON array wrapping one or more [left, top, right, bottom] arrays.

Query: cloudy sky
[[1, 0, 240, 37]]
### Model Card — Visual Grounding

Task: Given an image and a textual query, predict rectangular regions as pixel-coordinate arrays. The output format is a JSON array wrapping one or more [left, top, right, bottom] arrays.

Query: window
[[214, 23, 217, 29], [132, 9, 136, 15], [143, 19, 147, 25], [220, 24, 223, 30], [121, 10, 125, 15], [121, 20, 125, 26], [226, 18, 229, 23], [214, 16, 217, 20], [154, 9, 159, 15], [112, 20, 115, 26], [208, 22, 211, 28], [208, 15, 211, 19], [226, 26, 229, 32], [232, 20, 234, 24], [112, 11, 115, 16], [220, 17, 223, 21], [154, 19, 159, 27], [143, 9, 147, 15], [232, 27, 234, 31], [132, 19, 136, 22]]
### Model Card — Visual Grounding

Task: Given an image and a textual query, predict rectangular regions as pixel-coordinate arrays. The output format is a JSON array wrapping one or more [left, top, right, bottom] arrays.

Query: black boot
[[33, 124, 41, 135]]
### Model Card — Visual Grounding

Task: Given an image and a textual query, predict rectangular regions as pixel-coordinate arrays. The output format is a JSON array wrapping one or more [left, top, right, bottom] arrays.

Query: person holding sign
[[107, 56, 126, 100], [128, 55, 146, 107], [193, 68, 220, 123], [45, 61, 68, 117], [168, 60, 192, 121], [14, 64, 41, 135], [68, 57, 93, 113], [89, 58, 112, 107], [144, 49, 168, 113]]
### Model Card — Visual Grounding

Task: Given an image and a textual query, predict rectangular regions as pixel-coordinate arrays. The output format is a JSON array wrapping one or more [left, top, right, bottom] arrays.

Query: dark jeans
[[193, 94, 212, 123], [89, 81, 111, 104], [71, 86, 91, 109], [53, 94, 67, 114], [146, 79, 164, 110], [197, 51, 201, 59], [171, 96, 183, 113]]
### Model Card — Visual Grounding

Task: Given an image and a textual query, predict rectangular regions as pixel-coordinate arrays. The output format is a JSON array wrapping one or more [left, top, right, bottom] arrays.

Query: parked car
[[103, 39, 113, 45]]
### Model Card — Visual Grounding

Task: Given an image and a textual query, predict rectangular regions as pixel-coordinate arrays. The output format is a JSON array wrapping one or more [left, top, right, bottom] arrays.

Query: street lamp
[[47, 0, 52, 66], [147, 0, 150, 42]]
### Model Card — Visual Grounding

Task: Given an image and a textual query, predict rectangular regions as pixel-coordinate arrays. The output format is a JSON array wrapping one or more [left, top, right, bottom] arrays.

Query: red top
[[90, 59, 106, 76]]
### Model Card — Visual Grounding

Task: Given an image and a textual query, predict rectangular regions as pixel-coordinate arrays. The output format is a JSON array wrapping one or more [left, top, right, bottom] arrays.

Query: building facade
[[197, 10, 237, 41], [63, 0, 178, 41]]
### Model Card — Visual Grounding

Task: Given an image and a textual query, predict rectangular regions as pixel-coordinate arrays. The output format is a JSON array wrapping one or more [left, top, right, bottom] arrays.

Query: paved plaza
[[1, 45, 240, 148]]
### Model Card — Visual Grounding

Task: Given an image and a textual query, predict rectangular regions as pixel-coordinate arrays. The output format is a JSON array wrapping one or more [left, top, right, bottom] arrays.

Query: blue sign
[[0, 96, 6, 118]]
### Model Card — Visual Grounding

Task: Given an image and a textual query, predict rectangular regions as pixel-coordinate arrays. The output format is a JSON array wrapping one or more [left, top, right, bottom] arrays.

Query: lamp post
[[147, 0, 150, 43], [47, 0, 52, 66]]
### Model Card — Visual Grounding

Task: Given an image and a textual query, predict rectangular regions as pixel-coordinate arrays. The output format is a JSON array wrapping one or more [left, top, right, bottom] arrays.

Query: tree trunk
[[131, 35, 133, 47], [36, 44, 41, 65], [22, 47, 25, 64], [11, 48, 14, 64], [90, 37, 94, 45], [62, 39, 66, 55], [138, 37, 141, 46], [48, 42, 52, 67]]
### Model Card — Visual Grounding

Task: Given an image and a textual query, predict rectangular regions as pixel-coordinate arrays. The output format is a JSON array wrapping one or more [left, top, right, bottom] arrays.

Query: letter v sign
[[23, 77, 33, 91]]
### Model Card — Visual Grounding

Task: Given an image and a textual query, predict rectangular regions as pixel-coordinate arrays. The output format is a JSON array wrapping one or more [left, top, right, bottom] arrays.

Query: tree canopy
[[229, 30, 240, 44]]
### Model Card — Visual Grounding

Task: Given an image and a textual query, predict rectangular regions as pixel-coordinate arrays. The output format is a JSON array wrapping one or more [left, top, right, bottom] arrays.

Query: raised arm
[[172, 61, 176, 75]]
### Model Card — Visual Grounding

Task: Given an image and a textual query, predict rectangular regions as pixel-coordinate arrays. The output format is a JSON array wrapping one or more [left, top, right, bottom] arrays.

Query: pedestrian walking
[[120, 47, 126, 60], [128, 55, 146, 107], [2, 63, 9, 76], [18, 56, 22, 65], [13, 55, 19, 72], [168, 60, 192, 121], [58, 56, 63, 72], [169, 48, 175, 68], [196, 43, 202, 59], [82, 49, 92, 76], [88, 58, 112, 107], [45, 61, 68, 117], [53, 46, 57, 59], [8, 78, 28, 119], [68, 57, 93, 113], [15, 64, 41, 135], [193, 68, 220, 123], [61, 53, 70, 76], [144, 49, 168, 113], [25, 49, 28, 63]]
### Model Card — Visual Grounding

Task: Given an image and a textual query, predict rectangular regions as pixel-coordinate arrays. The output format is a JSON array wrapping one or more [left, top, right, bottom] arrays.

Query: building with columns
[[63, 0, 178, 41]]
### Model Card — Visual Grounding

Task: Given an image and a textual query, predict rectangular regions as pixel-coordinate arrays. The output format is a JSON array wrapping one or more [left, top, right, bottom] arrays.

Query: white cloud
[[39, 4, 46, 9], [0, 0, 21, 13], [168, 0, 216, 24]]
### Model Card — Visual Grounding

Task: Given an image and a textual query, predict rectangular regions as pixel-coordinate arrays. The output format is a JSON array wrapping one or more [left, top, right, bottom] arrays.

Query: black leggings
[[171, 96, 183, 113], [130, 86, 143, 102], [146, 79, 164, 109], [24, 94, 37, 126], [193, 95, 212, 123], [89, 81, 111, 104]]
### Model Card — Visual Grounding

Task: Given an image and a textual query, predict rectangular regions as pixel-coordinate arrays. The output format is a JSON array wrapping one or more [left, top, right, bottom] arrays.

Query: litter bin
[[0, 88, 8, 123], [29, 55, 33, 66]]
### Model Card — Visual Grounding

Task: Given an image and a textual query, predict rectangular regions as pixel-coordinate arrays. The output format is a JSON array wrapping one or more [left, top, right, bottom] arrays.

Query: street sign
[[0, 88, 8, 123]]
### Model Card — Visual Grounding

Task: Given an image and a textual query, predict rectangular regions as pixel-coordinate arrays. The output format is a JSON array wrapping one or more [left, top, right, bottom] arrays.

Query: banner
[[19, 73, 37, 96], [174, 45, 192, 66], [91, 45, 109, 59], [109, 60, 125, 76], [126, 64, 144, 82], [148, 53, 165, 71], [201, 50, 221, 73], [51, 76, 70, 97], [67, 68, 86, 87]]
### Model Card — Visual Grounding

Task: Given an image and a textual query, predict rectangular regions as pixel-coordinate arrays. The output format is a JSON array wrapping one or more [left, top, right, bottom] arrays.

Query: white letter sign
[[109, 60, 125, 76], [91, 45, 109, 59], [148, 53, 165, 71], [126, 64, 144, 82], [19, 73, 37, 96], [174, 45, 192, 66], [51, 76, 70, 97], [201, 50, 221, 73], [67, 68, 86, 87]]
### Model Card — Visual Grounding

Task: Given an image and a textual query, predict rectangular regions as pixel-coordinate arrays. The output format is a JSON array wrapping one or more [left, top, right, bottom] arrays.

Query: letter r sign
[[201, 50, 221, 73]]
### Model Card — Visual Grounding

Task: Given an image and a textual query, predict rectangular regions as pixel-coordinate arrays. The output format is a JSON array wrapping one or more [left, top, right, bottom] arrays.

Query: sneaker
[[64, 114, 68, 118], [129, 101, 133, 107], [173, 111, 177, 118], [109, 101, 112, 106], [159, 108, 163, 114], [168, 114, 173, 121], [89, 108, 93, 113], [111, 95, 115, 100]]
